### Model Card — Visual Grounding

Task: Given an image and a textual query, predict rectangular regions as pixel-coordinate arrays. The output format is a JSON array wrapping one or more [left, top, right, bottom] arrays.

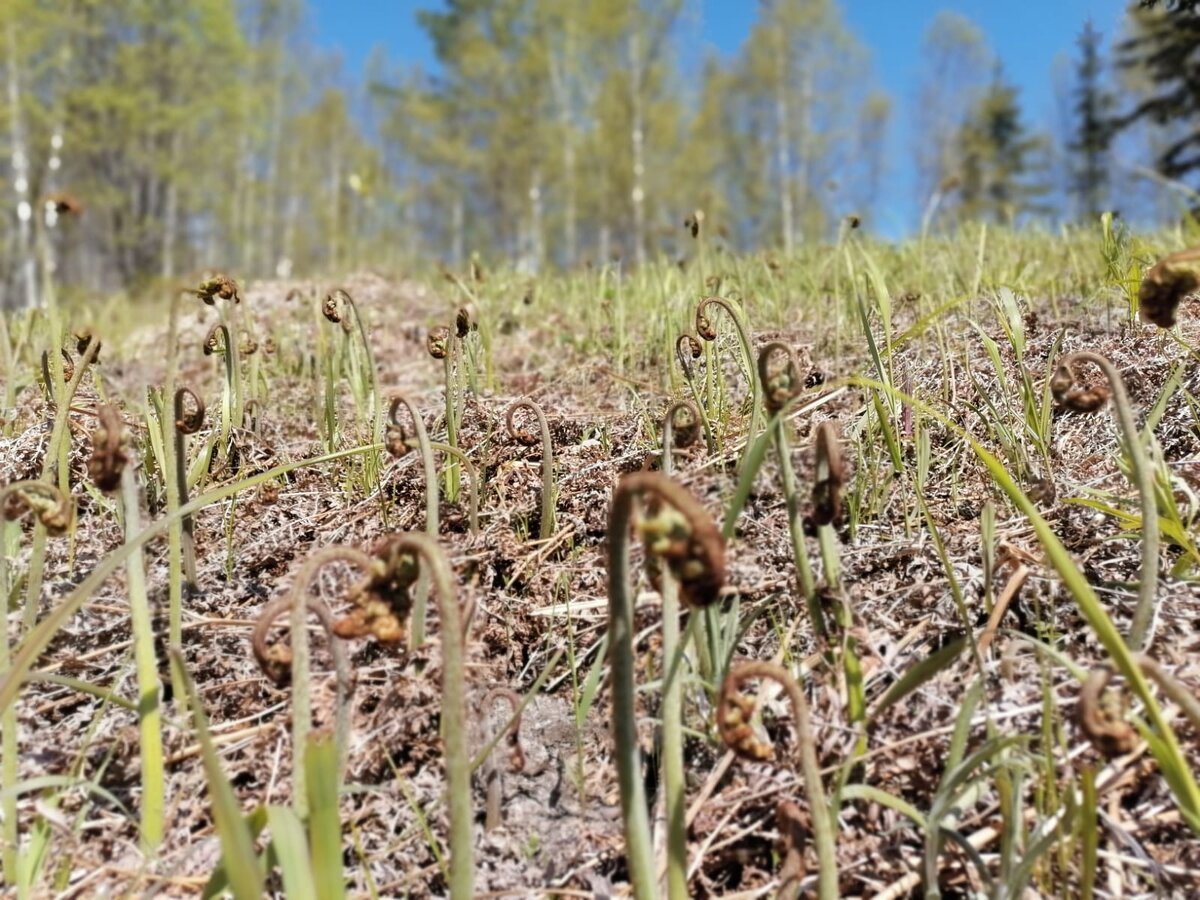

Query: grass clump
[[3, 226, 1200, 897]]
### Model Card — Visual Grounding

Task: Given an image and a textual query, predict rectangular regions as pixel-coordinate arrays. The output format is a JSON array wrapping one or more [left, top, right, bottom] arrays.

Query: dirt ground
[[3, 273, 1200, 897]]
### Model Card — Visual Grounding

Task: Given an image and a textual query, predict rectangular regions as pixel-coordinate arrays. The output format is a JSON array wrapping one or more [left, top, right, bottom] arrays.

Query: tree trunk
[[161, 130, 181, 280], [6, 15, 36, 310], [774, 45, 794, 255], [528, 168, 544, 272], [796, 63, 814, 241], [328, 138, 341, 271], [451, 195, 464, 267], [628, 31, 647, 267]]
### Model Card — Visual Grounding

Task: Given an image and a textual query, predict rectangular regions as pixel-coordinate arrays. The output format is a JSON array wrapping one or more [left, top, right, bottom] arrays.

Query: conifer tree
[[1115, 1, 1200, 185], [1069, 21, 1113, 220], [954, 69, 1050, 225]]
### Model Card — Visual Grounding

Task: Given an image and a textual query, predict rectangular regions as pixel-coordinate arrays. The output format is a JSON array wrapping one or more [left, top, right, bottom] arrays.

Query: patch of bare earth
[[3, 275, 1199, 896]]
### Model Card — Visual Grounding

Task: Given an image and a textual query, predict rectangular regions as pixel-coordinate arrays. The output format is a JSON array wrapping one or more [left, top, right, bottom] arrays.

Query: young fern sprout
[[386, 395, 439, 648], [607, 472, 726, 900], [757, 342, 826, 639], [203, 322, 241, 463], [1051, 352, 1159, 650], [191, 273, 241, 306], [662, 399, 701, 471], [39, 347, 74, 398], [656, 403, 702, 900], [87, 404, 129, 493], [757, 340, 803, 416], [455, 303, 486, 394], [427, 324, 464, 501], [718, 662, 838, 900], [1076, 657, 1200, 761], [388, 393, 480, 535], [252, 546, 385, 819], [329, 533, 474, 900], [807, 420, 865, 768], [0, 480, 72, 882], [251, 560, 359, 805], [323, 289, 383, 448], [810, 421, 848, 531], [27, 328, 101, 628], [1138, 243, 1200, 328], [173, 387, 204, 592], [1075, 667, 1137, 758], [241, 397, 261, 436], [696, 296, 762, 463], [428, 441, 480, 535], [387, 395, 439, 532], [506, 398, 555, 540], [674, 334, 717, 453], [1, 481, 73, 536], [478, 687, 526, 832], [676, 332, 702, 378]]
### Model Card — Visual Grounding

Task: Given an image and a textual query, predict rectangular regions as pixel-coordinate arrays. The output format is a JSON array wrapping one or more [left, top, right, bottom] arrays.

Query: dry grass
[[3, 230, 1200, 897]]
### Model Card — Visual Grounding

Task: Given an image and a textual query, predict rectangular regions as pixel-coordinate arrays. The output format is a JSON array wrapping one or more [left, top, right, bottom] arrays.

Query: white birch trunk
[[528, 168, 544, 271], [628, 31, 646, 268], [328, 139, 341, 271], [547, 27, 578, 268], [774, 51, 794, 255], [6, 16, 36, 309], [796, 64, 814, 240], [161, 130, 181, 279]]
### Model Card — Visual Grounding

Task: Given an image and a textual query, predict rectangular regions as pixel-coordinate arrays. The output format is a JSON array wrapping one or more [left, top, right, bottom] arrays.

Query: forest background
[[0, 0, 1197, 309]]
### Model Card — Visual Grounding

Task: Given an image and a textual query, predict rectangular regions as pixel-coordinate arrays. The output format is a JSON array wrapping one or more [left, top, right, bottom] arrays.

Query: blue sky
[[309, 0, 1122, 233]]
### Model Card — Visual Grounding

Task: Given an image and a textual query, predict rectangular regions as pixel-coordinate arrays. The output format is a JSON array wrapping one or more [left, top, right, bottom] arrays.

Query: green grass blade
[[171, 648, 264, 899], [267, 806, 317, 900], [306, 735, 346, 900], [869, 636, 967, 722]]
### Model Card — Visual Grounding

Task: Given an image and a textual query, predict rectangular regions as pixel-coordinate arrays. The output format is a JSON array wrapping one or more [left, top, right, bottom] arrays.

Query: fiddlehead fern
[[0, 481, 72, 882], [253, 546, 370, 814], [696, 295, 763, 461], [1076, 667, 1137, 758], [505, 399, 555, 540], [675, 333, 717, 453], [757, 343, 826, 639], [1051, 352, 1159, 650], [810, 421, 847, 530], [203, 323, 240, 459], [675, 332, 702, 382], [718, 662, 838, 900], [87, 404, 128, 493], [1138, 244, 1200, 328], [607, 472, 725, 900], [757, 340, 802, 416], [323, 288, 383, 452], [1, 481, 72, 536], [173, 387, 204, 593], [662, 400, 701, 471], [330, 533, 474, 899], [386, 395, 439, 647], [191, 273, 241, 306], [427, 325, 464, 500]]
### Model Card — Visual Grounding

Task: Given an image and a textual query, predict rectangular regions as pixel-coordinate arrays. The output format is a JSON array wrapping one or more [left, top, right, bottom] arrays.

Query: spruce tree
[[954, 69, 1050, 225], [1115, 2, 1200, 182], [1069, 21, 1113, 220]]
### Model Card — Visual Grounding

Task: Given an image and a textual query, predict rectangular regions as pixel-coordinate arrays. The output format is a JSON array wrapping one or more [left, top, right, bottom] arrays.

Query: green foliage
[[953, 69, 1051, 226], [1069, 21, 1114, 220], [1115, 3, 1200, 183]]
